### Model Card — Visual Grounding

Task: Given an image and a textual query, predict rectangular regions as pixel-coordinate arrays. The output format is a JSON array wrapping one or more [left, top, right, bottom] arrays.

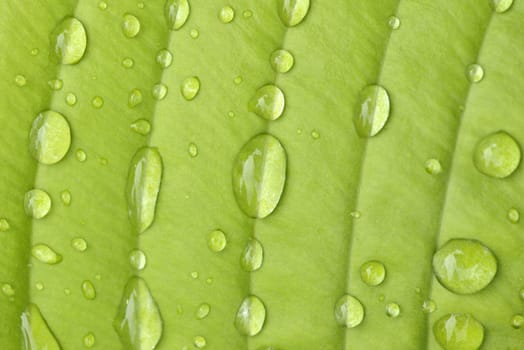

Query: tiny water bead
[[181, 76, 201, 100], [165, 0, 190, 30], [219, 6, 235, 23], [234, 76, 243, 85], [234, 295, 266, 336], [507, 208, 520, 223], [83, 332, 96, 348], [66, 92, 77, 106], [466, 64, 484, 83], [490, 0, 514, 13], [71, 237, 88, 252], [191, 271, 199, 279], [15, 74, 27, 87], [152, 83, 168, 100], [64, 288, 71, 295], [188, 143, 198, 157], [122, 57, 135, 68], [32, 244, 62, 264], [50, 17, 87, 65], [137, 2, 145, 9], [92, 96, 104, 109], [47, 79, 63, 91], [354, 84, 390, 137], [21, 303, 61, 350], [29, 110, 71, 165], [422, 299, 436, 314], [24, 189, 52, 219], [195, 303, 211, 320], [240, 238, 264, 272], [433, 313, 484, 350], [122, 14, 141, 38], [156, 49, 173, 68], [350, 210, 361, 219], [248, 85, 285, 121], [81, 280, 96, 300], [128, 88, 143, 108], [129, 249, 147, 270], [130, 119, 151, 135], [270, 49, 294, 73], [433, 239, 497, 294], [334, 294, 365, 328], [388, 15, 401, 29], [360, 260, 386, 286], [208, 229, 227, 252], [0, 218, 10, 232], [98, 1, 107, 10], [76, 149, 87, 162], [385, 302, 400, 318], [2, 283, 15, 296], [243, 10, 253, 18], [60, 190, 71, 206], [425, 158, 443, 175], [473, 131, 521, 178], [511, 314, 524, 329], [35, 282, 44, 291], [278, 0, 310, 27], [190, 28, 200, 38], [194, 336, 206, 348]]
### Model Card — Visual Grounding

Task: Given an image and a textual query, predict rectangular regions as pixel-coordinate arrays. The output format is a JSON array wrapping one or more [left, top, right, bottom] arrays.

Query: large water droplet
[[71, 237, 87, 252], [234, 295, 266, 336], [219, 6, 235, 23], [181, 76, 200, 101], [248, 85, 285, 121], [360, 260, 386, 286], [385, 302, 400, 318], [334, 294, 365, 328], [354, 85, 390, 137], [240, 238, 264, 272], [156, 49, 173, 68], [165, 0, 190, 30], [32, 244, 62, 264], [277, 0, 310, 27], [433, 239, 497, 294], [466, 64, 484, 83], [129, 249, 147, 270], [270, 49, 294, 73], [126, 147, 163, 234], [195, 303, 210, 320], [490, 0, 514, 13], [50, 17, 87, 65], [388, 15, 401, 30], [208, 230, 227, 252], [473, 131, 520, 178], [24, 189, 52, 219], [122, 14, 141, 38], [21, 303, 61, 350], [433, 313, 484, 350], [29, 110, 71, 165], [129, 89, 143, 108], [81, 280, 96, 300]]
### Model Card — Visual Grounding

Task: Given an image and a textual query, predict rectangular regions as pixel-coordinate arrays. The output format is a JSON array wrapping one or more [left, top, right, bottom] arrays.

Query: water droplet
[[47, 79, 63, 91], [21, 303, 61, 350], [311, 130, 320, 139], [129, 249, 147, 270], [234, 76, 243, 85], [60, 190, 71, 206], [243, 10, 253, 18], [206, 277, 213, 284], [50, 17, 87, 64], [507, 208, 520, 223], [152, 83, 168, 100], [98, 1, 108, 10], [195, 303, 210, 320], [422, 300, 436, 314], [190, 29, 199, 38], [122, 14, 141, 38], [191, 271, 199, 279], [228, 111, 235, 118], [234, 295, 266, 336], [360, 260, 386, 286], [425, 158, 443, 175], [126, 147, 163, 234], [350, 210, 361, 219], [99, 157, 108, 166], [433, 239, 497, 294], [2, 283, 15, 296], [208, 230, 227, 252], [15, 75, 27, 87], [31, 48, 40, 56], [64, 288, 71, 295], [24, 189, 52, 219], [128, 89, 143, 108], [490, 0, 514, 13], [0, 219, 10, 232], [114, 277, 163, 350], [156, 49, 173, 68], [278, 0, 310, 27], [270, 49, 294, 73], [188, 143, 198, 158], [219, 6, 235, 23], [334, 294, 365, 328], [165, 0, 190, 30], [81, 280, 96, 300], [92, 96, 104, 109], [137, 2, 145, 9], [233, 134, 287, 218], [473, 131, 521, 178], [354, 85, 390, 137], [433, 313, 484, 350], [32, 244, 62, 264], [66, 92, 77, 106], [240, 238, 264, 272], [76, 149, 87, 162], [194, 336, 206, 348], [71, 237, 88, 252], [35, 282, 45, 291], [83, 332, 96, 348], [29, 110, 71, 165], [248, 85, 285, 121], [466, 64, 484, 83], [519, 287, 524, 301], [511, 314, 524, 329], [385, 302, 400, 318], [122, 57, 135, 68], [181, 76, 200, 101], [130, 119, 151, 136], [388, 15, 400, 29]]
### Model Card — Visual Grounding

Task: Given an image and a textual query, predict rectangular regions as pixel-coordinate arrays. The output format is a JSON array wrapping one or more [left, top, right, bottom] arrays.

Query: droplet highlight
[[219, 6, 235, 23], [130, 119, 151, 136], [128, 89, 143, 108], [240, 238, 264, 272], [208, 230, 227, 252], [71, 237, 87, 252], [490, 0, 514, 13], [156, 49, 173, 68], [152, 83, 168, 100], [81, 280, 96, 300], [354, 85, 390, 137], [425, 158, 443, 175], [466, 64, 484, 83], [32, 244, 62, 264], [129, 249, 147, 270], [122, 14, 141, 38], [385, 302, 400, 318], [195, 303, 210, 320]]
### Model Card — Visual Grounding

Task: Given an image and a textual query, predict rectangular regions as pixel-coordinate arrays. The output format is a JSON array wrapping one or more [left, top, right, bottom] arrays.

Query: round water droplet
[[243, 10, 253, 18], [60, 190, 71, 206], [425, 158, 443, 175], [191, 271, 199, 279], [507, 208, 519, 223], [234, 295, 266, 336], [270, 49, 294, 73], [278, 0, 310, 27], [466, 64, 484, 83], [31, 48, 39, 56], [64, 288, 71, 295], [194, 336, 206, 348], [181, 76, 200, 101], [0, 219, 10, 232], [248, 85, 285, 121], [71, 237, 87, 252], [165, 0, 190, 30], [76, 149, 87, 162], [385, 302, 400, 318], [228, 111, 235, 118], [190, 28, 199, 38], [234, 76, 243, 85], [152, 83, 168, 100], [122, 14, 141, 38], [195, 303, 210, 320], [81, 280, 96, 300], [15, 75, 27, 87], [29, 110, 71, 165], [334, 294, 365, 328], [206, 277, 213, 284], [188, 143, 198, 158], [219, 6, 235, 23], [350, 210, 361, 219], [433, 239, 497, 294], [511, 314, 524, 329], [240, 238, 264, 272], [24, 189, 52, 219], [208, 230, 227, 252], [473, 131, 521, 178], [83, 332, 95, 348], [490, 0, 514, 13], [311, 130, 320, 139], [354, 85, 390, 137], [50, 17, 87, 65], [128, 89, 143, 108], [122, 57, 134, 68], [129, 249, 147, 270], [66, 92, 77, 106], [388, 15, 400, 29], [92, 96, 104, 109], [156, 49, 173, 68], [47, 79, 63, 91], [35, 282, 44, 291], [433, 313, 484, 350], [2, 283, 15, 297], [98, 1, 107, 10], [130, 119, 151, 136], [32, 244, 62, 264], [360, 260, 386, 286], [422, 300, 436, 314]]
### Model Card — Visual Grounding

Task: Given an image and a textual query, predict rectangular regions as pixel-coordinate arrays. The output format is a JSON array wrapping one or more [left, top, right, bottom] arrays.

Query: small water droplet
[[190, 28, 200, 38], [511, 314, 524, 329], [128, 89, 143, 108], [2, 283, 15, 297], [122, 14, 141, 38], [311, 130, 320, 139], [81, 280, 96, 300], [156, 49, 173, 68], [425, 158, 443, 175], [98, 1, 108, 10], [35, 282, 45, 291], [350, 210, 361, 219], [31, 48, 39, 56], [181, 76, 200, 101], [76, 149, 87, 162], [228, 111, 235, 118], [130, 119, 151, 136], [360, 260, 386, 286], [188, 143, 198, 158], [137, 2, 145, 9], [243, 10, 253, 18], [466, 63, 484, 83], [64, 288, 71, 295], [208, 230, 227, 252], [24, 189, 52, 219], [473, 131, 521, 178], [15, 75, 27, 87], [507, 208, 520, 223], [378, 294, 385, 302], [234, 295, 266, 336], [388, 15, 400, 29], [334, 294, 365, 328], [191, 271, 199, 279], [234, 76, 243, 85], [165, 0, 190, 30], [0, 219, 10, 232], [270, 49, 294, 73], [50, 17, 87, 64], [194, 335, 206, 348], [21, 303, 62, 350], [490, 0, 514, 13], [278, 0, 310, 27], [29, 110, 71, 165], [195, 303, 210, 320], [248, 85, 285, 121], [58, 191, 70, 208], [206, 277, 213, 284], [66, 92, 77, 106], [385, 302, 400, 318], [152, 83, 168, 100], [240, 238, 264, 272], [433, 313, 484, 350], [122, 57, 135, 68], [92, 96, 104, 109], [433, 239, 497, 294], [354, 85, 390, 137], [129, 249, 147, 270], [296, 128, 302, 135], [71, 237, 88, 252], [83, 332, 96, 348], [32, 244, 62, 264], [219, 6, 235, 23], [47, 79, 63, 91], [422, 299, 436, 314]]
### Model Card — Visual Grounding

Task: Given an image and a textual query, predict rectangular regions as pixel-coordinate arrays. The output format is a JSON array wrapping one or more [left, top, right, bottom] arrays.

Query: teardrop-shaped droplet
[[50, 17, 87, 65], [385, 302, 400, 318], [21, 303, 61, 350], [208, 230, 227, 252], [270, 49, 294, 73], [334, 294, 365, 328], [81, 280, 96, 300], [219, 6, 235, 23], [130, 119, 151, 136], [129, 249, 147, 270], [354, 85, 390, 137], [507, 208, 520, 223], [433, 239, 497, 294], [425, 158, 443, 175], [277, 0, 310, 27], [128, 89, 143, 108], [114, 277, 163, 350], [181, 76, 200, 100], [433, 313, 484, 350], [195, 303, 210, 320], [29, 110, 71, 165], [122, 14, 141, 38], [156, 49, 173, 68], [248, 85, 285, 121], [71, 237, 88, 252], [234, 295, 266, 336], [473, 131, 520, 178], [126, 147, 163, 234], [152, 84, 168, 101], [165, 0, 190, 30], [466, 64, 484, 83], [240, 238, 264, 272], [233, 134, 287, 218], [24, 189, 52, 219], [490, 0, 514, 13], [32, 244, 62, 264], [360, 260, 386, 286]]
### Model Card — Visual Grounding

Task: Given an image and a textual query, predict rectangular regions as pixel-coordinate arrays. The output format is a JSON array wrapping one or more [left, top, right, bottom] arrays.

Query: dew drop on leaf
[[240, 238, 264, 272], [71, 237, 88, 252], [2, 283, 15, 296], [354, 85, 390, 137], [76, 149, 87, 162], [490, 0, 514, 13], [248, 85, 285, 121], [208, 229, 227, 252], [30, 48, 39, 56], [181, 76, 200, 101], [190, 29, 199, 39], [128, 88, 143, 108], [122, 57, 135, 68], [14, 75, 27, 87], [270, 49, 294, 73], [66, 92, 77, 106], [24, 189, 52, 219], [122, 14, 141, 38], [507, 208, 519, 223], [81, 280, 96, 300], [219, 6, 235, 23], [234, 295, 266, 336], [195, 303, 210, 320], [360, 260, 386, 286], [35, 282, 44, 291], [519, 288, 524, 301], [385, 302, 400, 318], [130, 119, 151, 136], [188, 143, 198, 158], [422, 299, 436, 314], [98, 1, 107, 10], [277, 0, 310, 27], [433, 313, 484, 350], [29, 110, 71, 165], [194, 335, 206, 348], [511, 314, 524, 329], [83, 332, 96, 348], [156, 49, 173, 69], [21, 303, 61, 350], [165, 0, 190, 30], [334, 294, 365, 328], [129, 249, 147, 270], [473, 131, 521, 178], [0, 218, 10, 232], [50, 17, 87, 65], [91, 96, 104, 109], [60, 190, 71, 206], [388, 15, 401, 29], [152, 83, 168, 100], [466, 63, 484, 83], [47, 79, 63, 91], [243, 10, 253, 18], [425, 158, 442, 175], [32, 244, 62, 264]]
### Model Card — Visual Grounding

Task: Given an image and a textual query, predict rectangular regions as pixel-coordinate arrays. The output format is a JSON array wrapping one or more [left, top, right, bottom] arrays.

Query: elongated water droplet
[[2, 283, 15, 296], [234, 295, 266, 336], [208, 230, 227, 252], [0, 218, 10, 232], [114, 277, 163, 350], [29, 110, 71, 165], [32, 244, 62, 264], [433, 313, 484, 350], [360, 260, 386, 286], [92, 96, 104, 109], [490, 0, 514, 13], [278, 0, 310, 27], [152, 83, 168, 100], [422, 299, 436, 314], [122, 14, 141, 38], [24, 189, 52, 219], [466, 64, 484, 83], [354, 85, 390, 137], [511, 314, 524, 329], [270, 49, 294, 73], [15, 74, 27, 87], [66, 92, 77, 106], [425, 158, 443, 175], [386, 302, 400, 318], [388, 15, 400, 29], [248, 85, 285, 121], [122, 57, 135, 68], [129, 249, 147, 270], [76, 149, 87, 162], [126, 147, 163, 234], [21, 303, 61, 350], [129, 89, 143, 108], [165, 0, 190, 30], [130, 119, 151, 136], [181, 76, 200, 100], [50, 17, 87, 65], [81, 280, 96, 300], [233, 134, 287, 218], [71, 237, 87, 252], [195, 303, 210, 320], [194, 336, 206, 348], [83, 332, 96, 348], [240, 238, 264, 272], [219, 6, 235, 23], [156, 49, 173, 68], [473, 131, 520, 178], [507, 208, 519, 223], [433, 239, 497, 294], [334, 294, 364, 328], [60, 190, 71, 206]]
